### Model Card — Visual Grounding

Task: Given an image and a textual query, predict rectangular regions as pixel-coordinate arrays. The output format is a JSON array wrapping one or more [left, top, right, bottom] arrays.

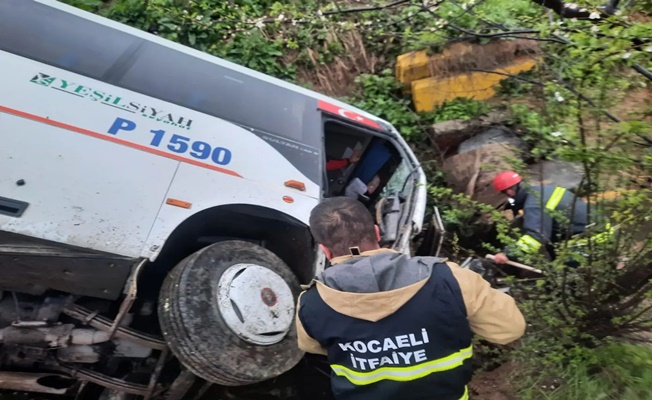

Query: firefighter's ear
[[374, 225, 381, 242], [319, 244, 333, 260]]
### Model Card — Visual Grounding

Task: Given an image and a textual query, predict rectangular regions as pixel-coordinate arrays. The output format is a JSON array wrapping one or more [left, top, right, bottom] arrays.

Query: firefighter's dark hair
[[309, 197, 377, 256]]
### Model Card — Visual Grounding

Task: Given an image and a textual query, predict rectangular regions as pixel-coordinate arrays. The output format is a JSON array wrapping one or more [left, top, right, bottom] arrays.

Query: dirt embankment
[[469, 362, 519, 400]]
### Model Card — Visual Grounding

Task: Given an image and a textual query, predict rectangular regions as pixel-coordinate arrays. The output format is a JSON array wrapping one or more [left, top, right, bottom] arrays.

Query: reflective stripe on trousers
[[330, 345, 473, 386]]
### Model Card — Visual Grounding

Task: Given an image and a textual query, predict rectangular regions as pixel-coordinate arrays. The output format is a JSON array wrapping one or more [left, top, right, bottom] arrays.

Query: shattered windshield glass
[[382, 158, 413, 197]]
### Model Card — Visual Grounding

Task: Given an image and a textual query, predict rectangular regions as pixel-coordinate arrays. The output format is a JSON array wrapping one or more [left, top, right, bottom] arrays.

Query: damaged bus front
[[0, 0, 427, 398]]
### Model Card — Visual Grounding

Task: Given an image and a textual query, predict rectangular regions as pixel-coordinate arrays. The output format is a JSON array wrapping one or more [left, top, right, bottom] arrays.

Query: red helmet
[[493, 171, 522, 192]]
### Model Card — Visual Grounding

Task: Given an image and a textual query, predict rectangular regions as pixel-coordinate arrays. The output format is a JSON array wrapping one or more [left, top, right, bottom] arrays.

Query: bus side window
[[0, 0, 142, 81]]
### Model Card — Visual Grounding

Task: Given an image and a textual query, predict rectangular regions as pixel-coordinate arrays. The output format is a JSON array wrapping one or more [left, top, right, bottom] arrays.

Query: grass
[[519, 342, 652, 400]]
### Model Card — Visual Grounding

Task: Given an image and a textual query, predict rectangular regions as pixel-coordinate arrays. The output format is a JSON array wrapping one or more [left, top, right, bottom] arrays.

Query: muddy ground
[[469, 362, 518, 400], [0, 357, 519, 399]]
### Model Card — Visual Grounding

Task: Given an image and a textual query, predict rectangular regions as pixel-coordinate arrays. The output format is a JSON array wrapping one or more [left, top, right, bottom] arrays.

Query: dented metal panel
[[0, 232, 134, 300]]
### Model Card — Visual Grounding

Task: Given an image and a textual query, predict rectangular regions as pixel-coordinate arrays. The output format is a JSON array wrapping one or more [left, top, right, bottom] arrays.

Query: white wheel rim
[[217, 264, 295, 345]]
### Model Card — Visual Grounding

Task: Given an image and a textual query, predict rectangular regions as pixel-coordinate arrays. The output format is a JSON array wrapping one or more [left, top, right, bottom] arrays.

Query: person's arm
[[505, 193, 553, 258], [295, 292, 328, 355], [448, 262, 526, 345], [326, 159, 350, 171]]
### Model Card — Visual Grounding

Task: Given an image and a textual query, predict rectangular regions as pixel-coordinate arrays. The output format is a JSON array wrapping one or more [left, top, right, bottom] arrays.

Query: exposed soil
[[612, 87, 652, 123], [294, 29, 382, 98], [630, 12, 652, 23], [208, 358, 524, 400], [426, 40, 541, 79], [469, 362, 519, 400]]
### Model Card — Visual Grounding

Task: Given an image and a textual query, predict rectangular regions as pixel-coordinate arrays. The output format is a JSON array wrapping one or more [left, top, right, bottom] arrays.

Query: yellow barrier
[[396, 50, 430, 91], [411, 57, 538, 112]]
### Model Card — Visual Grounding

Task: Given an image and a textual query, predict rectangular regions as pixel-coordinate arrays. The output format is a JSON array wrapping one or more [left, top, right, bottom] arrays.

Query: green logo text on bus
[[30, 72, 193, 130]]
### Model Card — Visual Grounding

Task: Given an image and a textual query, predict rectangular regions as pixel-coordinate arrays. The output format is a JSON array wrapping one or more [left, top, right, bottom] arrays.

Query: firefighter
[[296, 197, 526, 400], [491, 170, 612, 265]]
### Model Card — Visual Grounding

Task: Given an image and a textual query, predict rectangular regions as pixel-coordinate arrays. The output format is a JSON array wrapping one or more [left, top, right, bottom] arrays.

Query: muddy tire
[[158, 240, 304, 386]]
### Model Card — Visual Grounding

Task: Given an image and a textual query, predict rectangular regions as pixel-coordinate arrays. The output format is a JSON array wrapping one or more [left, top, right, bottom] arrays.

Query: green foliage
[[62, 0, 103, 12], [347, 70, 490, 140], [60, 0, 652, 396], [495, 186, 652, 370], [477, 0, 536, 28], [635, 1, 652, 13], [519, 343, 652, 400], [92, 0, 298, 79], [497, 71, 536, 97], [472, 0, 544, 29], [347, 70, 423, 139], [508, 103, 563, 150], [427, 186, 506, 253], [220, 31, 296, 79], [428, 186, 490, 233], [430, 98, 491, 122], [427, 3, 652, 375]]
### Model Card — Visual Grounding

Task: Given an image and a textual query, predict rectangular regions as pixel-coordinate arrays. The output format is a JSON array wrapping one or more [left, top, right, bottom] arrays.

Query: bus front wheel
[[158, 240, 303, 386]]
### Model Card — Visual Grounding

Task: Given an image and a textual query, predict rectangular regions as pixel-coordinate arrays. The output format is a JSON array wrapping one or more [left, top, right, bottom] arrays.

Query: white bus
[[0, 0, 427, 397]]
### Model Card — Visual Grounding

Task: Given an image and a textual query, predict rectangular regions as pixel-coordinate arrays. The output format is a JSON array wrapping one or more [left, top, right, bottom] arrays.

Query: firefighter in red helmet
[[493, 171, 523, 195], [491, 170, 598, 265]]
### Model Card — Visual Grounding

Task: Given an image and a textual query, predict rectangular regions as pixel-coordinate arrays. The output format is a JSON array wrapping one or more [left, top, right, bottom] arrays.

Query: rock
[[457, 127, 527, 154], [441, 142, 521, 208], [526, 160, 585, 191], [428, 112, 514, 154], [439, 127, 528, 207], [430, 119, 472, 134], [479, 110, 510, 125], [428, 119, 475, 152]]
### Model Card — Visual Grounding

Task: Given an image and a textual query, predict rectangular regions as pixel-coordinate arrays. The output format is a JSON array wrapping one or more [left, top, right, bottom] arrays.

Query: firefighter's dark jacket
[[296, 249, 526, 400], [506, 184, 588, 256]]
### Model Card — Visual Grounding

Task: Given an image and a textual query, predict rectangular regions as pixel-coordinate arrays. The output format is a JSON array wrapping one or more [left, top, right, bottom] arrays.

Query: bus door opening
[[323, 121, 403, 239]]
